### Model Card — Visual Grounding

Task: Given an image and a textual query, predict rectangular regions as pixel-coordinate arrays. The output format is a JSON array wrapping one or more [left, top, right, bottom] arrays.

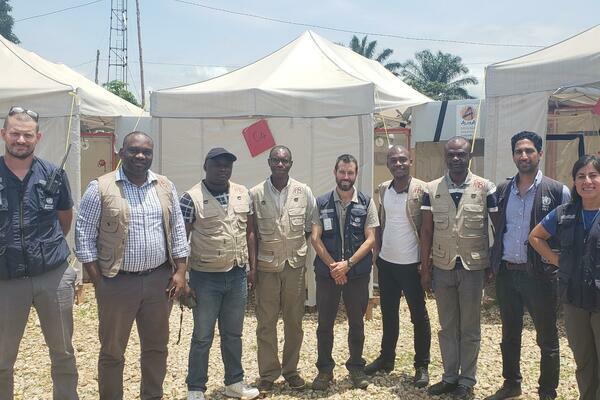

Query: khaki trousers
[[95, 265, 172, 400], [255, 262, 306, 382]]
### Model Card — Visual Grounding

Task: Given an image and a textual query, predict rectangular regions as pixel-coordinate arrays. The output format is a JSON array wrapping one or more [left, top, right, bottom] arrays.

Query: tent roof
[[151, 31, 430, 118], [486, 25, 600, 98], [0, 36, 146, 118]]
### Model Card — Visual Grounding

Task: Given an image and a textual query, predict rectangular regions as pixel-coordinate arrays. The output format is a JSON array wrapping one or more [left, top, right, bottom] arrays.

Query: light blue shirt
[[501, 170, 570, 263]]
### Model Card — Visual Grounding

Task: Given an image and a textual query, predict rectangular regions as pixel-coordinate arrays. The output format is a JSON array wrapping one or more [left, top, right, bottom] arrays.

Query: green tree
[[348, 35, 401, 75], [103, 80, 140, 107], [400, 50, 478, 100], [0, 0, 19, 44]]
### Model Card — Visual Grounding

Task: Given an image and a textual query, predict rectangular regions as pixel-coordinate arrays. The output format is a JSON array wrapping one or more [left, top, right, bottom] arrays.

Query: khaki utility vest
[[378, 178, 426, 240], [187, 181, 250, 272], [250, 178, 309, 272], [427, 174, 490, 270], [96, 170, 174, 278]]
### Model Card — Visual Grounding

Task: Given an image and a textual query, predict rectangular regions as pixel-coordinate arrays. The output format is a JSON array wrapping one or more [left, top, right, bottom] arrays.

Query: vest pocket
[[258, 250, 275, 263], [288, 208, 305, 232], [100, 208, 120, 233], [433, 213, 449, 230], [257, 218, 275, 235]]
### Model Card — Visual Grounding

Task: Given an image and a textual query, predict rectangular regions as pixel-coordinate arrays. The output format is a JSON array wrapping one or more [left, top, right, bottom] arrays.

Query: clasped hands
[[329, 260, 350, 285]]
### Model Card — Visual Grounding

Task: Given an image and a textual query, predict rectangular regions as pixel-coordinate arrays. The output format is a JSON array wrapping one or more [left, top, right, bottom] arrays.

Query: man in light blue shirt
[[488, 131, 570, 400]]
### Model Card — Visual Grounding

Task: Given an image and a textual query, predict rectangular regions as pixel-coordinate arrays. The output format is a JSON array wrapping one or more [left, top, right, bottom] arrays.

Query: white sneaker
[[188, 390, 205, 400], [224, 381, 260, 399]]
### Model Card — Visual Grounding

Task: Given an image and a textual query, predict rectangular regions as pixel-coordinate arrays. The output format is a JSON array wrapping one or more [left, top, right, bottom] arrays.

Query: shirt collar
[[511, 170, 543, 194], [116, 167, 157, 185], [444, 170, 473, 188], [268, 176, 291, 194], [333, 186, 358, 204], [387, 177, 411, 193]]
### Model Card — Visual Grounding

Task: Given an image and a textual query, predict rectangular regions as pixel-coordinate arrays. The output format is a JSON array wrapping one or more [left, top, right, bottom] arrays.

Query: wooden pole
[[135, 0, 145, 108]]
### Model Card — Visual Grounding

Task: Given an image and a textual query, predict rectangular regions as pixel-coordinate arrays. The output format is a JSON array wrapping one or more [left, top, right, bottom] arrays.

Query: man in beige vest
[[420, 136, 498, 399], [365, 145, 431, 388], [180, 148, 259, 400], [249, 145, 316, 394], [75, 131, 190, 400]]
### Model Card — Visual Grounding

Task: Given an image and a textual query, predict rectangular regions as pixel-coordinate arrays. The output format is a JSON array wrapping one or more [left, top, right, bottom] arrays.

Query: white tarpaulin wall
[[485, 25, 600, 183], [154, 115, 373, 195]]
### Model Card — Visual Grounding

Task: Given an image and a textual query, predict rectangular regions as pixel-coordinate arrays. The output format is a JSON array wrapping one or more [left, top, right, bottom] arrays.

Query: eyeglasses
[[269, 157, 292, 166], [8, 106, 39, 122]]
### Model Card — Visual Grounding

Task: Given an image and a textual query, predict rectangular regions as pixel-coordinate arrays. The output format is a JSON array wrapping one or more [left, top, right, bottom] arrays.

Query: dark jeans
[[315, 273, 369, 373], [186, 267, 247, 392], [377, 257, 431, 369], [496, 265, 560, 398]]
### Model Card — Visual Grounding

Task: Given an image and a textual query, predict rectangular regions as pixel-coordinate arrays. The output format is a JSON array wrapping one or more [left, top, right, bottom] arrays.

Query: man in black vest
[[0, 107, 78, 399], [487, 131, 570, 400], [310, 154, 378, 391]]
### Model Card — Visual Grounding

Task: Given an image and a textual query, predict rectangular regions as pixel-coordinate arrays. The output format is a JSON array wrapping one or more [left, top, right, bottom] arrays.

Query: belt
[[503, 261, 529, 271], [118, 263, 167, 276]]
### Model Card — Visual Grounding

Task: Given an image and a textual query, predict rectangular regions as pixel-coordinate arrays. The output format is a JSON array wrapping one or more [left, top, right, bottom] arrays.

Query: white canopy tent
[[151, 30, 430, 304], [151, 30, 430, 192], [484, 25, 600, 182]]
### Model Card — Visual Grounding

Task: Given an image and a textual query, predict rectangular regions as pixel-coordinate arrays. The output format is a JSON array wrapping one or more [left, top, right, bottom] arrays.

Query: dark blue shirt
[[542, 208, 600, 237]]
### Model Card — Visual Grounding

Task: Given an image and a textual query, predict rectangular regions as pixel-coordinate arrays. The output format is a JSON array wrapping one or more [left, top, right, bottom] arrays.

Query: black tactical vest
[[313, 190, 372, 279], [0, 157, 70, 280], [556, 202, 600, 311]]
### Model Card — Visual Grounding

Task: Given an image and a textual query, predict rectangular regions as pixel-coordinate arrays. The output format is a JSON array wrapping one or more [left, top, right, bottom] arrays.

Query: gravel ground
[[13, 284, 579, 399]]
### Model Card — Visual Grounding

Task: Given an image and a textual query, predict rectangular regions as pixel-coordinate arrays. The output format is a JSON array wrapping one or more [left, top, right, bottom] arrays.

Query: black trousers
[[496, 265, 560, 398], [377, 257, 431, 369], [315, 273, 369, 373]]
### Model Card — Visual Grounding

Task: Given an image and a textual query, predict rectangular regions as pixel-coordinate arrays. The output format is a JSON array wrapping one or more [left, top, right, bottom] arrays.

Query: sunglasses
[[8, 106, 39, 122]]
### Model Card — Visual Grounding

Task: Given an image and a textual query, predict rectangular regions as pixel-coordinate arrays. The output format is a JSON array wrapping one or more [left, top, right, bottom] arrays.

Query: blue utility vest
[[0, 157, 71, 280], [556, 202, 600, 311], [313, 190, 372, 279]]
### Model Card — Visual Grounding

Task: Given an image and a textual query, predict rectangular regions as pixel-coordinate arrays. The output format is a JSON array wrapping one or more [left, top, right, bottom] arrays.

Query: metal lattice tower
[[108, 0, 128, 83]]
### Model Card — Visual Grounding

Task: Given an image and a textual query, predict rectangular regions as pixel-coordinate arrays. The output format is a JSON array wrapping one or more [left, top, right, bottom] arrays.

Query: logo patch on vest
[[293, 187, 302, 195], [542, 195, 552, 212], [412, 186, 424, 196], [473, 179, 485, 189]]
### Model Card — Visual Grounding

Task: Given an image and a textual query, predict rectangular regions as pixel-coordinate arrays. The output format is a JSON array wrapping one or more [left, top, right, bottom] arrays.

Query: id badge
[[323, 218, 333, 231]]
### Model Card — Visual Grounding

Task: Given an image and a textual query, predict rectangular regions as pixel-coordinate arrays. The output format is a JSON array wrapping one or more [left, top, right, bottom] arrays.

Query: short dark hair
[[445, 136, 470, 151], [334, 154, 358, 172], [511, 131, 542, 153], [3, 112, 40, 133], [269, 145, 292, 159], [122, 131, 153, 148], [570, 154, 600, 205]]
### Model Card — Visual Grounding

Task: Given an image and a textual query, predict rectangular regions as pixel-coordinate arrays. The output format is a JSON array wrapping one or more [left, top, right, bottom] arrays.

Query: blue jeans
[[186, 267, 247, 392]]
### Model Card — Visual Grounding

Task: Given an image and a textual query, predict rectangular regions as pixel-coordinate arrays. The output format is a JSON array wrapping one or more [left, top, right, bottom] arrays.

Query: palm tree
[[400, 50, 478, 100], [348, 35, 401, 75]]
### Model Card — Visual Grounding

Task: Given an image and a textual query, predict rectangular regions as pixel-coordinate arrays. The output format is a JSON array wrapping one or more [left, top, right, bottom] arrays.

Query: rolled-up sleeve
[[75, 181, 102, 263], [169, 183, 190, 259]]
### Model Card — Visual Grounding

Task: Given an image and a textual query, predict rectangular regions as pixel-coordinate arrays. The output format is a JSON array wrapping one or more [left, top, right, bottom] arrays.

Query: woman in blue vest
[[529, 155, 600, 400]]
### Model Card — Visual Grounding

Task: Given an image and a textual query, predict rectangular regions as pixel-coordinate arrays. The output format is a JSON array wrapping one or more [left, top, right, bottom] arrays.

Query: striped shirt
[[180, 181, 252, 224], [75, 168, 190, 272]]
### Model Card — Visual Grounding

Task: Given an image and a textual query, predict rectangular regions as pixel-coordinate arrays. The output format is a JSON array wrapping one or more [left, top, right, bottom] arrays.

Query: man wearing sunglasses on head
[[249, 145, 317, 394], [0, 107, 78, 400]]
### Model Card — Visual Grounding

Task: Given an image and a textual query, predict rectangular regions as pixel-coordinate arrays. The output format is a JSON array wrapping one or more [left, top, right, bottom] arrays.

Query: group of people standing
[[1, 105, 599, 400]]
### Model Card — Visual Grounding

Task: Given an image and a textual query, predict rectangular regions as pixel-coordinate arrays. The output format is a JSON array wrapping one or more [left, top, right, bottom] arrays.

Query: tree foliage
[[103, 80, 141, 107], [400, 50, 478, 100], [0, 0, 19, 44], [348, 35, 401, 75]]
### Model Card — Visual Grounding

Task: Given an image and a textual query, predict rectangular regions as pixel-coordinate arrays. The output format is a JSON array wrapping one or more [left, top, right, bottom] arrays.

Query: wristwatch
[[347, 258, 355, 269]]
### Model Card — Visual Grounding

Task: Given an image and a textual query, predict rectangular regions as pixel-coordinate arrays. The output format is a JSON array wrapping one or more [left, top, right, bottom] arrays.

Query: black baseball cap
[[205, 147, 237, 161]]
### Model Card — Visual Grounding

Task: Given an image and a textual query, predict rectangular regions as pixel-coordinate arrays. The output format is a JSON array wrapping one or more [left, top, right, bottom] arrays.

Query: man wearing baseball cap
[[180, 147, 259, 400]]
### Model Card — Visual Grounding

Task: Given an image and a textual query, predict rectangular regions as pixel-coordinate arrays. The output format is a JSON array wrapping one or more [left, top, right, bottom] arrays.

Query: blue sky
[[10, 0, 600, 101]]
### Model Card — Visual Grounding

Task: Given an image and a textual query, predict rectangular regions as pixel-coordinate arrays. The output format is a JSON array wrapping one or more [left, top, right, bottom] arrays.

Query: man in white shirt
[[365, 145, 431, 388]]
